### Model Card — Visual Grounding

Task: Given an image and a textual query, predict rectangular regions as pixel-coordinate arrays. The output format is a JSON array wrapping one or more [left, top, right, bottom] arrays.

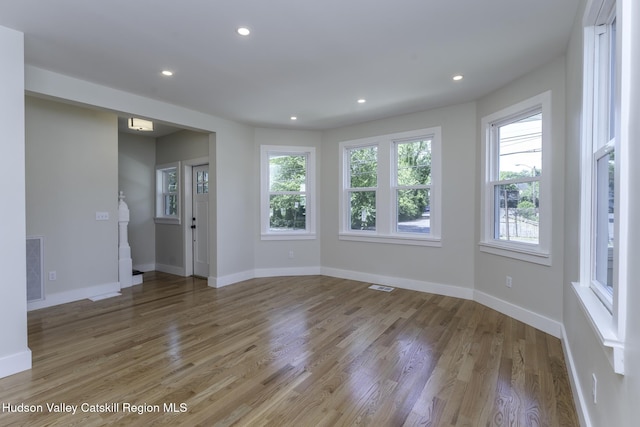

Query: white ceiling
[[0, 0, 579, 131]]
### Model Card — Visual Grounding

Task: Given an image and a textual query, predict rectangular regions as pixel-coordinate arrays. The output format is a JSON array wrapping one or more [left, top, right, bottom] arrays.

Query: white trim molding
[[0, 349, 32, 379], [27, 281, 120, 311], [561, 324, 594, 427]]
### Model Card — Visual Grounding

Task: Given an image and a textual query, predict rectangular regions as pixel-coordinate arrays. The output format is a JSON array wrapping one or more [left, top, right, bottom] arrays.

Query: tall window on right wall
[[573, 0, 628, 375], [480, 91, 552, 265]]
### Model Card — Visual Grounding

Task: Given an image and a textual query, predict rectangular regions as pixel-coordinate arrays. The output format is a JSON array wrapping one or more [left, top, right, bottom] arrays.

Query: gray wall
[[562, 0, 640, 426], [25, 96, 119, 305], [118, 132, 156, 270], [253, 128, 322, 272], [321, 102, 477, 292], [474, 56, 566, 322]]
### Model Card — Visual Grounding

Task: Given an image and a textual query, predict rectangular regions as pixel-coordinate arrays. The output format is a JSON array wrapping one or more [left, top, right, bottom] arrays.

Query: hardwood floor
[[0, 272, 579, 426]]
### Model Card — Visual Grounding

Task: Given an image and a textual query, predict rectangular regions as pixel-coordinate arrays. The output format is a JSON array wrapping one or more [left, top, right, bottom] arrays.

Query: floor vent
[[26, 237, 44, 302], [368, 284, 395, 292]]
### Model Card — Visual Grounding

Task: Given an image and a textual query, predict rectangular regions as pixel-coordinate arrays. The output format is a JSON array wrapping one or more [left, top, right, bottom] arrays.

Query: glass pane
[[397, 140, 431, 186], [197, 171, 203, 183], [349, 191, 376, 231], [595, 150, 614, 294], [397, 189, 430, 234], [494, 182, 539, 244], [203, 171, 209, 182], [498, 112, 542, 178], [165, 169, 177, 192], [349, 146, 377, 188], [164, 194, 177, 216], [197, 183, 204, 194], [203, 181, 208, 194], [269, 195, 306, 231], [269, 154, 306, 192]]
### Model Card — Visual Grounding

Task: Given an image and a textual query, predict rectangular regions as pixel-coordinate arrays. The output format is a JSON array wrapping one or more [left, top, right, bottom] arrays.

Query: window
[[260, 146, 316, 240], [573, 0, 627, 374], [155, 162, 180, 224], [480, 92, 551, 264], [339, 127, 441, 246], [586, 5, 617, 310], [346, 145, 377, 231]]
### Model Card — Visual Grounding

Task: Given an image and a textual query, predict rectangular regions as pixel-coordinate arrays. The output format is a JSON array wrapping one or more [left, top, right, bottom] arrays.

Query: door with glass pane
[[192, 164, 209, 277]]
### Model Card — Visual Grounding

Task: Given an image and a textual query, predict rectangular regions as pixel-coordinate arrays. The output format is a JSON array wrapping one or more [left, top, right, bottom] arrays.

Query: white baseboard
[[321, 267, 475, 300], [0, 349, 32, 379], [209, 266, 322, 288], [209, 270, 254, 288], [473, 290, 562, 338], [133, 263, 155, 272], [255, 266, 322, 278], [27, 282, 121, 311], [561, 324, 592, 427], [155, 263, 185, 277]]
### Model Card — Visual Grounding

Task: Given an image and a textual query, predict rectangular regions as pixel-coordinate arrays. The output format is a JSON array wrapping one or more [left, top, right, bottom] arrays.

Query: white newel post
[[118, 191, 133, 288]]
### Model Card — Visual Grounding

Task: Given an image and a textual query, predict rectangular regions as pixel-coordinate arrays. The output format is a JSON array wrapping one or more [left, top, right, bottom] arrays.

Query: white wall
[[0, 25, 30, 378], [25, 96, 119, 308], [320, 102, 477, 296], [563, 0, 640, 426], [118, 132, 156, 270], [253, 128, 322, 274], [474, 56, 566, 326]]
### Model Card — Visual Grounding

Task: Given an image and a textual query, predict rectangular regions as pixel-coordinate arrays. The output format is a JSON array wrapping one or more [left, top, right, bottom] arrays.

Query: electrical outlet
[[592, 373, 597, 404], [506, 276, 513, 288], [49, 271, 57, 281], [288, 250, 294, 259]]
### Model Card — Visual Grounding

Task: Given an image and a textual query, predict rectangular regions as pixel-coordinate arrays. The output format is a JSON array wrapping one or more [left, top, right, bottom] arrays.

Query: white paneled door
[[192, 164, 209, 278]]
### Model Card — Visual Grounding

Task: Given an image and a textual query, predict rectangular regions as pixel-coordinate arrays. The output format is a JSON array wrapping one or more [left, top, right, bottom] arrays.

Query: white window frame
[[479, 91, 552, 265], [339, 127, 442, 247], [155, 162, 180, 225], [260, 145, 316, 240], [572, 0, 628, 375]]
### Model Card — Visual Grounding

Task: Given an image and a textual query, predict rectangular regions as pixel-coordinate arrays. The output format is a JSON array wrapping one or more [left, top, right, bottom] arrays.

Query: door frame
[[182, 156, 209, 277]]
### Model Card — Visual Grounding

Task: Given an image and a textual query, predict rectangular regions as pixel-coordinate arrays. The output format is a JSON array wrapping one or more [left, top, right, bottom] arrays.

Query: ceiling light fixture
[[161, 70, 174, 76], [452, 74, 464, 81], [357, 98, 366, 104], [237, 27, 251, 36], [128, 118, 154, 132], [290, 116, 298, 121]]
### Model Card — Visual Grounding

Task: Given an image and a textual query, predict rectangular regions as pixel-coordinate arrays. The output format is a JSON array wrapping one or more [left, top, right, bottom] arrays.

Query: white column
[[118, 191, 133, 288]]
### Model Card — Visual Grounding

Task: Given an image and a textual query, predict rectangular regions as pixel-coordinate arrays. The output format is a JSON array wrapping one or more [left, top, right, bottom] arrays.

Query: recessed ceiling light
[[237, 27, 251, 36], [290, 116, 298, 121], [452, 74, 464, 81], [161, 70, 174, 76], [357, 98, 366, 104]]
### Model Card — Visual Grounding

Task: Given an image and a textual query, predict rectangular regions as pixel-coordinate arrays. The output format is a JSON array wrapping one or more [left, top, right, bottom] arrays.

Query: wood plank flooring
[[0, 272, 579, 426]]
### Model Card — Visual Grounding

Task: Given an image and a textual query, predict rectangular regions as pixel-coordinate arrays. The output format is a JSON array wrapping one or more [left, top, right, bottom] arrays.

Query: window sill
[[478, 241, 551, 266], [155, 217, 181, 225], [261, 232, 316, 241], [339, 232, 442, 247], [571, 282, 625, 374]]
